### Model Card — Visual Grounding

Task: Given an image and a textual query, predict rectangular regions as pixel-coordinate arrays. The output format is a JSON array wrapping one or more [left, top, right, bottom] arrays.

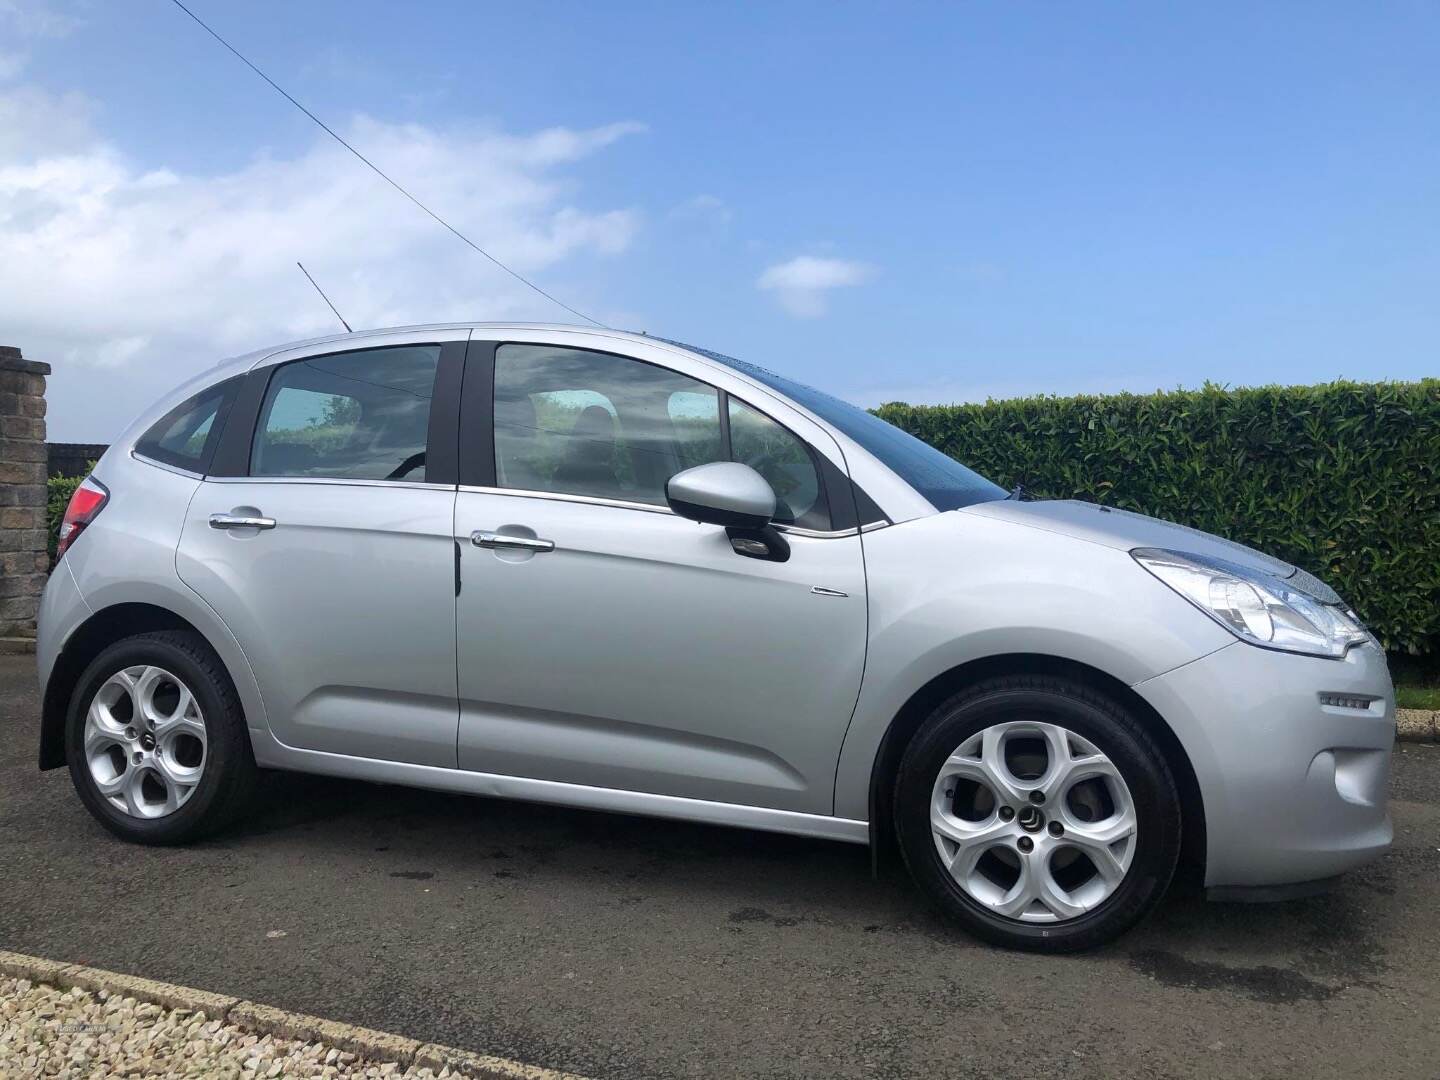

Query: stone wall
[[0, 346, 51, 639]]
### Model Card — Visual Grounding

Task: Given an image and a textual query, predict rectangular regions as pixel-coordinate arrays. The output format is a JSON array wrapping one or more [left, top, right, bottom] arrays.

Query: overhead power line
[[168, 0, 605, 328], [297, 261, 352, 333]]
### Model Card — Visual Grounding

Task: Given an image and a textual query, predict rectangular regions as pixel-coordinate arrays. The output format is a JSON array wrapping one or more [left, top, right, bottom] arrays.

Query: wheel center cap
[[1017, 805, 1045, 833], [139, 733, 156, 752]]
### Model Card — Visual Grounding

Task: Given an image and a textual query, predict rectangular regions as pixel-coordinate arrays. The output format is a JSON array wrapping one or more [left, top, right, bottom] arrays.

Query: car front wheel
[[894, 674, 1182, 952]]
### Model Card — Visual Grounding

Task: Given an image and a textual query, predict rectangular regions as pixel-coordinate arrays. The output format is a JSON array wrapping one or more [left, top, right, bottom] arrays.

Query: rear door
[[451, 336, 869, 815], [176, 330, 466, 767]]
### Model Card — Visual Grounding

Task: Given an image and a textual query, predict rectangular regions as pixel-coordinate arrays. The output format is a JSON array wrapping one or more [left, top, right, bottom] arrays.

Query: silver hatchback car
[[37, 324, 1395, 950]]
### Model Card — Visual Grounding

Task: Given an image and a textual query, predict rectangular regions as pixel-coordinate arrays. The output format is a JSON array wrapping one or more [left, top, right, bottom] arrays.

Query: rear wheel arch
[[867, 653, 1206, 886], [40, 603, 244, 770]]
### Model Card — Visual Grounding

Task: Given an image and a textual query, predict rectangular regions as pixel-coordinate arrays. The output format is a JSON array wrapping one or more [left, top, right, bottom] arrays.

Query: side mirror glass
[[665, 462, 776, 529]]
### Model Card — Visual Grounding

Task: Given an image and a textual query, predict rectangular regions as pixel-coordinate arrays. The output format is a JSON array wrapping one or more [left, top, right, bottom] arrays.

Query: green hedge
[[875, 380, 1440, 657]]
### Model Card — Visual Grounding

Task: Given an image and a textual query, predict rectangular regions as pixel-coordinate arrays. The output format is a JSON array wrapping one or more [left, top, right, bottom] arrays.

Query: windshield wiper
[[1005, 484, 1026, 501]]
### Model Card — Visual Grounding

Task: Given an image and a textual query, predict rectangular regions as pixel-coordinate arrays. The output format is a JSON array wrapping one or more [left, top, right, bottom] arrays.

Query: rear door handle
[[210, 513, 276, 530], [471, 530, 554, 553]]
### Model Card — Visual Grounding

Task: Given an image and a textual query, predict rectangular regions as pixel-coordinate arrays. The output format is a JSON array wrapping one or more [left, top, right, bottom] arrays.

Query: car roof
[[201, 323, 678, 379], [268, 322, 665, 357]]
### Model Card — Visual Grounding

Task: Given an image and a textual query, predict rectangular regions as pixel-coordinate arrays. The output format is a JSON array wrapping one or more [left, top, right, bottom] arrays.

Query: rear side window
[[135, 376, 241, 473], [251, 346, 440, 481]]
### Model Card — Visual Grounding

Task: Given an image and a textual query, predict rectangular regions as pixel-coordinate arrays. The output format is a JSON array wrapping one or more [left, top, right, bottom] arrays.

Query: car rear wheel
[[894, 674, 1181, 952], [66, 630, 256, 845]]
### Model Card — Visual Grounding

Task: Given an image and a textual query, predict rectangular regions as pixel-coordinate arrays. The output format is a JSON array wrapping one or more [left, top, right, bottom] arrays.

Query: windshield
[[659, 339, 1007, 512]]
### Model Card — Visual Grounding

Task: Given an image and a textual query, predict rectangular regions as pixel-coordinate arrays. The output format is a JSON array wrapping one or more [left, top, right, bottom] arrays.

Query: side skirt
[[253, 733, 870, 846]]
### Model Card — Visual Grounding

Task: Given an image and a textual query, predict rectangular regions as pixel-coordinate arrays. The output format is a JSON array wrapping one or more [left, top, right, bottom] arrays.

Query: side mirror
[[665, 462, 790, 562]]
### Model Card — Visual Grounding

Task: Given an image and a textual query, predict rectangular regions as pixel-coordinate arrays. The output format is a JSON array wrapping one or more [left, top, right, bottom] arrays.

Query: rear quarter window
[[134, 376, 242, 473]]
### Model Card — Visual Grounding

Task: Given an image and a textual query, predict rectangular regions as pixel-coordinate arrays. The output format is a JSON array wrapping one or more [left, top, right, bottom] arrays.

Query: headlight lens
[[1132, 548, 1370, 658]]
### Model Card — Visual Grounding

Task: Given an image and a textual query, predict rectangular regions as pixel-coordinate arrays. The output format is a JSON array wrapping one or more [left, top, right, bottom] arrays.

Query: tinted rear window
[[251, 346, 440, 482], [135, 376, 241, 473]]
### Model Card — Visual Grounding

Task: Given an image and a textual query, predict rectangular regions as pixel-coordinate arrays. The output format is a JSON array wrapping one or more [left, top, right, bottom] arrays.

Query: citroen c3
[[36, 324, 1395, 950]]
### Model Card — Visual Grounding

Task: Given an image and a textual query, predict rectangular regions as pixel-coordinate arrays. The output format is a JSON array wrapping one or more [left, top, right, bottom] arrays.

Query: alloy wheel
[[930, 720, 1137, 922], [83, 665, 208, 819]]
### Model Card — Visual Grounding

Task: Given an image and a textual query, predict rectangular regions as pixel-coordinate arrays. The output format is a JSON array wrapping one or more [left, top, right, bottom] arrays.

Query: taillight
[[56, 477, 108, 561]]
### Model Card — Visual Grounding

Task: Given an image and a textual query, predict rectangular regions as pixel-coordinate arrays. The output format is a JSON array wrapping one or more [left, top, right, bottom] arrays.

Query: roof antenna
[[296, 261, 352, 333]]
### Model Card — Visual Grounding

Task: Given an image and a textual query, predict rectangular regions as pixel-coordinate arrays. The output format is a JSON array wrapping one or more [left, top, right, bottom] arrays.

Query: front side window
[[135, 376, 241, 473], [494, 344, 723, 505], [728, 398, 827, 529], [661, 337, 1006, 511], [251, 346, 439, 481], [493, 343, 837, 527]]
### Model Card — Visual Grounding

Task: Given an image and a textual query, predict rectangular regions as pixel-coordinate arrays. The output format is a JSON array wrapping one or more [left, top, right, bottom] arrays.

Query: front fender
[[833, 510, 1231, 820]]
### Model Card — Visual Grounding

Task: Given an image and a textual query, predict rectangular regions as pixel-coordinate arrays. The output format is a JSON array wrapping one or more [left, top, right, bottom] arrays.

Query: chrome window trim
[[203, 474, 445, 493], [130, 450, 202, 480], [459, 484, 674, 516], [774, 523, 858, 539], [458, 484, 876, 537]]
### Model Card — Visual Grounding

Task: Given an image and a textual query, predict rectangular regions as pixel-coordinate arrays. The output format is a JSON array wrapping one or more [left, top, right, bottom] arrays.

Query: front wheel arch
[[867, 653, 1206, 888], [41, 603, 242, 770]]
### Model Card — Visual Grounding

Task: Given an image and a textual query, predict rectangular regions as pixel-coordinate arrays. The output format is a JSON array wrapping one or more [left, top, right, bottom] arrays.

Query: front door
[[452, 340, 868, 815], [176, 333, 465, 767]]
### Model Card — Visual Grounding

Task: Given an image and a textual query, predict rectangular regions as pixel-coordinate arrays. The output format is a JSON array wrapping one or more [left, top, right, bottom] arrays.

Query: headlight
[[1131, 548, 1370, 659]]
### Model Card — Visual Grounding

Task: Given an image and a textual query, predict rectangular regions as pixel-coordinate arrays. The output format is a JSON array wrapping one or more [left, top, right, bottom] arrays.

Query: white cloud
[[0, 83, 93, 155], [757, 255, 874, 317], [0, 0, 80, 38], [0, 87, 644, 438], [0, 1, 81, 84]]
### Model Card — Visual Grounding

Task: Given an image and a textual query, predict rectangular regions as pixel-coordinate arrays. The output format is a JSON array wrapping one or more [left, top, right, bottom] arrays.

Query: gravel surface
[[0, 977, 444, 1079]]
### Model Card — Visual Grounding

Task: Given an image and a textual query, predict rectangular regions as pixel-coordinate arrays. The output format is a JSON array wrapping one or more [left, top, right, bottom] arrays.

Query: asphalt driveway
[[2, 654, 1438, 1079]]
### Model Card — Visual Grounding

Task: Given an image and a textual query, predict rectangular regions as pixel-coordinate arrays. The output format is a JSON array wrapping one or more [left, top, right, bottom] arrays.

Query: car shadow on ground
[[211, 766, 1393, 986]]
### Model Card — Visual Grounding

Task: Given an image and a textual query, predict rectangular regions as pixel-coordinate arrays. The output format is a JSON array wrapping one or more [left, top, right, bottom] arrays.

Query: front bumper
[[1133, 640, 1394, 889]]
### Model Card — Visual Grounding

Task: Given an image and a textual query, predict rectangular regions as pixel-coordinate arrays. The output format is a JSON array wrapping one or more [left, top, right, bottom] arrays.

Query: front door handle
[[210, 513, 276, 531], [471, 530, 555, 553]]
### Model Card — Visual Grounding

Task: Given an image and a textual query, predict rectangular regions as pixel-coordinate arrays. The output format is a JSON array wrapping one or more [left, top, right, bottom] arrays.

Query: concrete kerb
[[0, 950, 587, 1080]]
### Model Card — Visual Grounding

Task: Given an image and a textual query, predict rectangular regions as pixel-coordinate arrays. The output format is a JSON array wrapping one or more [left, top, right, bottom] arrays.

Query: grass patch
[[1389, 653, 1439, 711], [1397, 685, 1440, 711]]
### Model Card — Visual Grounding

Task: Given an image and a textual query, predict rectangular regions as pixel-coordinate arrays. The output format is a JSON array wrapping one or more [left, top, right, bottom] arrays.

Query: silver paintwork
[[665, 461, 777, 524], [178, 479, 461, 767], [931, 722, 1136, 922], [240, 741, 869, 844], [451, 492, 866, 813], [84, 665, 207, 818], [38, 322, 1393, 913]]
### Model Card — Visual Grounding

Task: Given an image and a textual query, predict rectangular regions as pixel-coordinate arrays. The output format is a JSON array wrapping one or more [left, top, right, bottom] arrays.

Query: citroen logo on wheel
[[1017, 805, 1045, 832]]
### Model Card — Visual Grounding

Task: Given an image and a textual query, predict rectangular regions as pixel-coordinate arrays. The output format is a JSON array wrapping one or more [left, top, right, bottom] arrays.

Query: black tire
[[894, 674, 1181, 952], [65, 630, 257, 845]]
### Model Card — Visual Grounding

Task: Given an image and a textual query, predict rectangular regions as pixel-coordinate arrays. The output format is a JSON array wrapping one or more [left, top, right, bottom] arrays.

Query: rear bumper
[[36, 560, 91, 690], [1134, 640, 1393, 889], [34, 560, 93, 770]]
